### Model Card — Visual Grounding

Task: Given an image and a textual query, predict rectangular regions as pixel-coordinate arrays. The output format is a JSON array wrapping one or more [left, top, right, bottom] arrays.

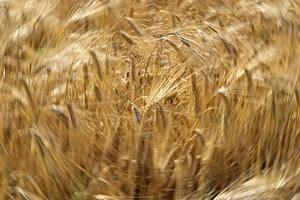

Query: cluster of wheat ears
[[0, 0, 300, 199]]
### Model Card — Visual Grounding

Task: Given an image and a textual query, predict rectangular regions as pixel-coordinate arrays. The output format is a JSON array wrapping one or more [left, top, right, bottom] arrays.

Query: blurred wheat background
[[0, 0, 300, 199]]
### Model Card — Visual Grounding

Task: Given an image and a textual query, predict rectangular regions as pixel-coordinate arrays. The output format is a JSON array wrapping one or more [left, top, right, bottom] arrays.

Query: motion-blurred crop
[[0, 0, 300, 199]]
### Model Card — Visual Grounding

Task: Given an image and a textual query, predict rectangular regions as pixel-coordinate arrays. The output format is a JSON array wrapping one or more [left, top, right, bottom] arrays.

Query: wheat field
[[0, 0, 300, 199]]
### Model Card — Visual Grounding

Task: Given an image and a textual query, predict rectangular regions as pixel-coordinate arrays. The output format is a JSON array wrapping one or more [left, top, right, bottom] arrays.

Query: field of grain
[[0, 0, 300, 199]]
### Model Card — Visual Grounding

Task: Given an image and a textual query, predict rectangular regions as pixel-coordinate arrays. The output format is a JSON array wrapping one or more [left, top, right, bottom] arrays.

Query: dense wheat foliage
[[0, 0, 300, 199]]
